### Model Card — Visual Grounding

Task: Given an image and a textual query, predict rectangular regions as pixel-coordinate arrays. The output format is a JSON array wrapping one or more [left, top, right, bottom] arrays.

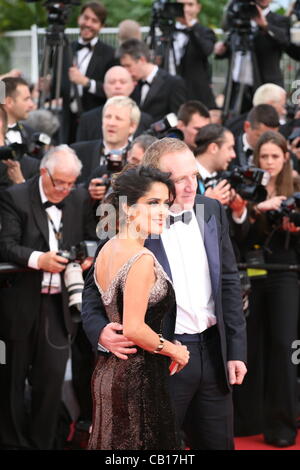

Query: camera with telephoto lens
[[145, 113, 184, 140], [58, 241, 97, 322], [226, 0, 259, 30], [0, 132, 51, 161], [206, 166, 269, 203], [267, 193, 300, 228]]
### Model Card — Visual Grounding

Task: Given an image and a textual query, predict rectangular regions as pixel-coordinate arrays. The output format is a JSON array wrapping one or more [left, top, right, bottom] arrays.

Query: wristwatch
[[84, 78, 91, 90]]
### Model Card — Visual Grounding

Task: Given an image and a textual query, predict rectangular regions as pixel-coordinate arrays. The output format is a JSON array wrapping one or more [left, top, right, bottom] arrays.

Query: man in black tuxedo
[[232, 104, 279, 168], [81, 138, 247, 450], [0, 77, 38, 190], [60, 2, 116, 143], [173, 0, 216, 109], [72, 96, 140, 187], [215, 0, 290, 114], [118, 39, 187, 123], [76, 65, 152, 142], [0, 145, 96, 449]]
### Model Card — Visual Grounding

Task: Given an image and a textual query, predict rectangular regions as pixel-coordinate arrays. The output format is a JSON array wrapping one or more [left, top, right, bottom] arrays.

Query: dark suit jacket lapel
[[194, 198, 220, 299], [86, 40, 100, 78], [29, 177, 49, 248], [142, 69, 164, 108], [145, 236, 173, 281]]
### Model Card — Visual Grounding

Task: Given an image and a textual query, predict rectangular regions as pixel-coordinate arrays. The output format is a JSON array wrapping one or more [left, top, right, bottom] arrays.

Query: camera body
[[58, 240, 97, 264], [268, 193, 300, 227], [226, 0, 258, 30], [205, 166, 269, 203], [145, 113, 184, 140], [152, 0, 184, 24], [0, 133, 51, 162]]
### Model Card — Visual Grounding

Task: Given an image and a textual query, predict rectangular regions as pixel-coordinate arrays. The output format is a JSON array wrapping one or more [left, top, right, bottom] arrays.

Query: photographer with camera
[[0, 77, 39, 190], [72, 96, 140, 200], [234, 130, 300, 447], [232, 103, 280, 168], [0, 145, 97, 449], [215, 0, 290, 115], [194, 124, 250, 260]]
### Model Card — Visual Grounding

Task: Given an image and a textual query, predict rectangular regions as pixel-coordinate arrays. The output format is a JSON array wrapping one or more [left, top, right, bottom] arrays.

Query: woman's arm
[[123, 254, 189, 367]]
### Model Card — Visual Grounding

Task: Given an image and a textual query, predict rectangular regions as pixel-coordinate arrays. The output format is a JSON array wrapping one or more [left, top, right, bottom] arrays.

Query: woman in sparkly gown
[[88, 166, 190, 450]]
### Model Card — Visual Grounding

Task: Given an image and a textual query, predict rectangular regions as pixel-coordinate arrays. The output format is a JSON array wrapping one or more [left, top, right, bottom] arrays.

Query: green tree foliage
[[0, 0, 228, 31]]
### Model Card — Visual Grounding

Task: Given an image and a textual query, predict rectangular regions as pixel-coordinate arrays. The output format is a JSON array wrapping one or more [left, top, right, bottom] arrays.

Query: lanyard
[[46, 213, 63, 249]]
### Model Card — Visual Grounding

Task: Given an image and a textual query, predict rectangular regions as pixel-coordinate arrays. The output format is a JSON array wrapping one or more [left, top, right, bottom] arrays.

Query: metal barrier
[[3, 26, 300, 97]]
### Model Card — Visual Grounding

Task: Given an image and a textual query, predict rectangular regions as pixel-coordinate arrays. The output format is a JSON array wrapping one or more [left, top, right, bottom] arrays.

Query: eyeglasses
[[46, 168, 76, 192]]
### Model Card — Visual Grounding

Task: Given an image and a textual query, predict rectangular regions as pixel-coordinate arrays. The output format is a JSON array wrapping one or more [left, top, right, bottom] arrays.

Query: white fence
[[3, 25, 300, 96]]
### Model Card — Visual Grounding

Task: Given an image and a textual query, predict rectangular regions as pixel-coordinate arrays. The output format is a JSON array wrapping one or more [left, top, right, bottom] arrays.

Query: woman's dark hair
[[194, 124, 230, 156], [105, 164, 175, 211], [253, 130, 293, 197]]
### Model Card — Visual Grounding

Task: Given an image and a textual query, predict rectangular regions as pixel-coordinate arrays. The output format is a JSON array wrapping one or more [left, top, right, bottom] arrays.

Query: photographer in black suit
[[173, 0, 216, 109], [215, 0, 290, 114], [118, 39, 187, 123], [60, 2, 116, 143], [0, 145, 96, 449], [0, 78, 39, 190]]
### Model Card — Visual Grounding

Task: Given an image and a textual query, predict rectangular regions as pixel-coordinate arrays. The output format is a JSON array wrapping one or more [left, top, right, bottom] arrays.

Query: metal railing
[[3, 26, 300, 97]]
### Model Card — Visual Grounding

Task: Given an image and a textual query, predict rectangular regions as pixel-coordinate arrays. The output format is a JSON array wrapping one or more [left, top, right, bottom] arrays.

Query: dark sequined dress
[[88, 250, 179, 450]]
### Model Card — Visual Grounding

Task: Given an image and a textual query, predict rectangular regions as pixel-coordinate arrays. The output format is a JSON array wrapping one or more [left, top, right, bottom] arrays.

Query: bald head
[[104, 66, 135, 98]]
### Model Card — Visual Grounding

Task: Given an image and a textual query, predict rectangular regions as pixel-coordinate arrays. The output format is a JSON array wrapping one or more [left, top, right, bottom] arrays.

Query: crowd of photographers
[[1, 0, 300, 450]]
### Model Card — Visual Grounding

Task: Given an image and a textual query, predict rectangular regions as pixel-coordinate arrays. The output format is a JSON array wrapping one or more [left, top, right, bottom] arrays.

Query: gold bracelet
[[153, 334, 165, 354]]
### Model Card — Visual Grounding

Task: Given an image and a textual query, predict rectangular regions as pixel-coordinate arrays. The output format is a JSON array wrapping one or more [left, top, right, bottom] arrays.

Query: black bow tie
[[245, 148, 253, 159], [75, 42, 92, 51], [169, 211, 193, 226], [9, 123, 21, 132], [139, 79, 151, 87], [43, 200, 64, 210], [203, 175, 218, 187]]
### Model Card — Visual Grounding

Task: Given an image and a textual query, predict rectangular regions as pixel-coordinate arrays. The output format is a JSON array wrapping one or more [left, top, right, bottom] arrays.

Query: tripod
[[222, 26, 261, 122], [38, 23, 81, 114], [147, 15, 177, 74]]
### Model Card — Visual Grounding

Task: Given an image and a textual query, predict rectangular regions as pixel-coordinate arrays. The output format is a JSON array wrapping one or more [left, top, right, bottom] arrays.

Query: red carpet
[[235, 431, 300, 450]]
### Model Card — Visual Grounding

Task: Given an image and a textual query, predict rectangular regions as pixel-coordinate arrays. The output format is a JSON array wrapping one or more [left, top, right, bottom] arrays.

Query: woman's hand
[[256, 196, 286, 213], [170, 344, 190, 373]]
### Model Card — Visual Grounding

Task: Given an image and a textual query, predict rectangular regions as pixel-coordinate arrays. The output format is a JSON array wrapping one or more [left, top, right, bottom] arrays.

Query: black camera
[[25, 0, 79, 26], [146, 113, 184, 140], [226, 0, 258, 30], [0, 132, 51, 162], [267, 193, 300, 227], [152, 0, 184, 24], [0, 143, 28, 161], [58, 241, 97, 322], [207, 166, 269, 203]]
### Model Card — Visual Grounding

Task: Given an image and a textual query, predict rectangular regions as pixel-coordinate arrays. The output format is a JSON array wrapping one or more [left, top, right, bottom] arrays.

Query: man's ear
[[244, 121, 251, 133]]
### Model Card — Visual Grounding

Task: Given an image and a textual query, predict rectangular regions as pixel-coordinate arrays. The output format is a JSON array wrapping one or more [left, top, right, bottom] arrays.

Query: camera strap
[[46, 213, 63, 249]]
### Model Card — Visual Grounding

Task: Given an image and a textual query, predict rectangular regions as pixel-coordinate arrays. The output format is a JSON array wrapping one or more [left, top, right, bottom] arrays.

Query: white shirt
[[161, 210, 216, 334], [28, 177, 62, 293], [6, 123, 22, 145], [75, 36, 98, 96], [140, 65, 158, 105]]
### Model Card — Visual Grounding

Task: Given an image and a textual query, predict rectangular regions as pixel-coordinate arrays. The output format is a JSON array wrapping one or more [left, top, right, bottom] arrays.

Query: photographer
[[0, 145, 96, 449], [234, 131, 300, 447], [0, 78, 39, 190], [72, 96, 140, 199], [170, 0, 216, 109], [215, 0, 290, 114]]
